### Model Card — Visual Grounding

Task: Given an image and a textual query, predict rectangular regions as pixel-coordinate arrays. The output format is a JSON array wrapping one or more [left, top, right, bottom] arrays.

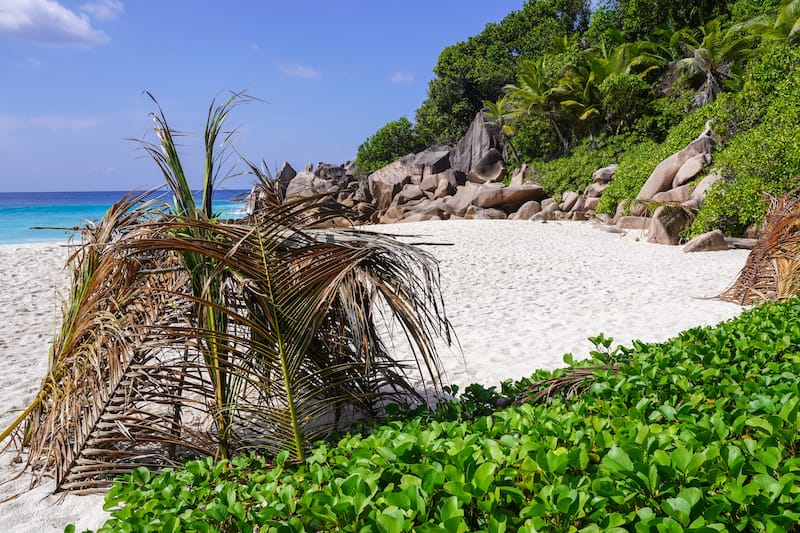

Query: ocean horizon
[[0, 189, 250, 244]]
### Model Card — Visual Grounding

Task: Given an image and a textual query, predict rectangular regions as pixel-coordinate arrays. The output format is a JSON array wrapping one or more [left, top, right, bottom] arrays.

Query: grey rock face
[[450, 112, 503, 175], [683, 230, 729, 252], [647, 206, 693, 245], [467, 148, 505, 184]]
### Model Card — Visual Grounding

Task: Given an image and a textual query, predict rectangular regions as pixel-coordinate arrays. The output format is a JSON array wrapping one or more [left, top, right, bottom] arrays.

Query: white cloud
[[249, 43, 261, 53], [0, 0, 110, 46], [0, 114, 104, 134], [277, 62, 321, 80], [389, 71, 414, 84], [80, 0, 123, 21], [0, 116, 24, 136]]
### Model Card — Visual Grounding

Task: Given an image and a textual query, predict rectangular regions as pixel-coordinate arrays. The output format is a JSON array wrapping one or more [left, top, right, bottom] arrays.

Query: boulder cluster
[[247, 114, 740, 253], [601, 121, 730, 251], [248, 113, 551, 225]]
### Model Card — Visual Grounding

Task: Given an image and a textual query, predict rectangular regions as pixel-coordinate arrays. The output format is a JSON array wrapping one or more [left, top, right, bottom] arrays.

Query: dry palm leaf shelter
[[0, 93, 454, 494], [719, 193, 800, 305]]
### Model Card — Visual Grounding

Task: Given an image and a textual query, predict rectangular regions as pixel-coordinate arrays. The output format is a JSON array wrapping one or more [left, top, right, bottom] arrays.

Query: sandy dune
[[0, 220, 750, 532]]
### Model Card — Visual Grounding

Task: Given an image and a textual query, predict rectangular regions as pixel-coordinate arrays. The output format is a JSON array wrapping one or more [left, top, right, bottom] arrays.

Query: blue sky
[[0, 0, 524, 192]]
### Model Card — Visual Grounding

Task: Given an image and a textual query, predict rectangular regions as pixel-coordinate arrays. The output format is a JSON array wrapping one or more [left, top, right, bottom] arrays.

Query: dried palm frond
[[719, 193, 800, 305], [4, 186, 452, 493], [0, 194, 207, 492], [514, 365, 617, 406], [2, 94, 454, 493]]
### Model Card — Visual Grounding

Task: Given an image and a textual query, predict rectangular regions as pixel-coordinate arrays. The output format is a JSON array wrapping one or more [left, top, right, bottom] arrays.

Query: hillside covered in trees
[[355, 0, 800, 238]]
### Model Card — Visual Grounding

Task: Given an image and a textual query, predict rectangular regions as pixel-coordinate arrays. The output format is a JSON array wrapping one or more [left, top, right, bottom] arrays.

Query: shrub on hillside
[[595, 139, 669, 214], [531, 135, 634, 197], [688, 45, 800, 237], [355, 117, 424, 175]]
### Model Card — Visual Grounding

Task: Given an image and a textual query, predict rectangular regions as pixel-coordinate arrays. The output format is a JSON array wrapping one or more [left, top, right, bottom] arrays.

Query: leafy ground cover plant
[[80, 297, 800, 532]]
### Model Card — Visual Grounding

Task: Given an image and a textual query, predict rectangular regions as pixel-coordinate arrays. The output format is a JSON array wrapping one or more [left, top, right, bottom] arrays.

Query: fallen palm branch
[[719, 193, 800, 305], [1, 94, 455, 493], [514, 365, 618, 406]]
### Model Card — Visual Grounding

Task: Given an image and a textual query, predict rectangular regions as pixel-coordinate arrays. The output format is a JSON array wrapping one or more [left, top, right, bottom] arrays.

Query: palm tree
[[552, 40, 661, 136], [482, 95, 521, 163], [720, 193, 800, 305], [505, 57, 572, 153], [676, 19, 760, 108], [139, 91, 257, 458], [749, 0, 800, 45], [775, 0, 800, 43], [2, 97, 454, 492]]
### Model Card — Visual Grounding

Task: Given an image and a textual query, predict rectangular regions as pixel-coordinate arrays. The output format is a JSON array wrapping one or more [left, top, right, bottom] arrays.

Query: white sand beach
[[0, 220, 751, 532]]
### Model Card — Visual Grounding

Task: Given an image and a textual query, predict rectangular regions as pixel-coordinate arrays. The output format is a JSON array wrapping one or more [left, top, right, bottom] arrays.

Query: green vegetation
[[83, 297, 800, 531], [354, 0, 800, 237], [531, 134, 634, 197], [355, 117, 424, 174], [414, 0, 590, 147]]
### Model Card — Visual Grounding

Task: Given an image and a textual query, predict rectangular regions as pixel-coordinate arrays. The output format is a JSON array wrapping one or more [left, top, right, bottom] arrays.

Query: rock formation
[[246, 120, 733, 250], [450, 112, 504, 175], [636, 121, 716, 201]]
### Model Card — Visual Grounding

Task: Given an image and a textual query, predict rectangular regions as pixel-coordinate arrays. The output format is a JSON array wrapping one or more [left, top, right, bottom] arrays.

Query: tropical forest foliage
[[357, 0, 800, 237]]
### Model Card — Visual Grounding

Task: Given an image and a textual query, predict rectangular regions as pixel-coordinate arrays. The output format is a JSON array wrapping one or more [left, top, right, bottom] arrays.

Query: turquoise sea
[[0, 190, 249, 244]]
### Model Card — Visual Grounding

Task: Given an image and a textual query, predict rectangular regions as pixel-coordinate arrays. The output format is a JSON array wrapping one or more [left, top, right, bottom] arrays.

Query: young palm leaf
[[139, 91, 257, 458]]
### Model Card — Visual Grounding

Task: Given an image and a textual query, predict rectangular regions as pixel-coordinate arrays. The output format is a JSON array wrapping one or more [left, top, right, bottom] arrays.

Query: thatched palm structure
[[0, 95, 453, 493], [720, 194, 800, 305]]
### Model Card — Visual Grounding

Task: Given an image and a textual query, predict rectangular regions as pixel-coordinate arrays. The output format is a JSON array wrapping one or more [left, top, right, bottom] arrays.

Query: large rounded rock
[[315, 162, 346, 181], [467, 148, 505, 184], [421, 169, 463, 194], [591, 164, 618, 183], [368, 156, 415, 210], [466, 206, 507, 219], [433, 171, 460, 199], [472, 183, 547, 212], [616, 216, 651, 230], [413, 146, 452, 176], [540, 202, 561, 220], [275, 161, 297, 194], [651, 185, 690, 204], [510, 163, 531, 186], [508, 200, 542, 220], [378, 204, 406, 224], [451, 112, 504, 174], [441, 183, 476, 217], [584, 182, 608, 198], [560, 191, 580, 212], [647, 206, 693, 245], [285, 170, 338, 199], [394, 184, 425, 205], [637, 124, 716, 201], [682, 171, 723, 209], [672, 153, 709, 188], [683, 230, 729, 252], [352, 178, 372, 203], [399, 198, 447, 222]]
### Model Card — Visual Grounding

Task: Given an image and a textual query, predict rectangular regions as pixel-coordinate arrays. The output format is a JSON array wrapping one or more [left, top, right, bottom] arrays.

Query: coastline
[[0, 220, 749, 531]]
